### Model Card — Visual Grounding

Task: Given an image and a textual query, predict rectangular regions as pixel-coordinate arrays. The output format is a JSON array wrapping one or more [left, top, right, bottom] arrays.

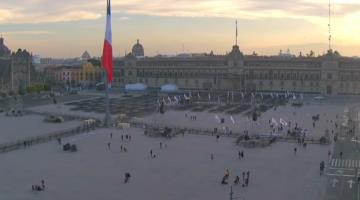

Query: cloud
[[109, 0, 360, 19], [0, 9, 101, 24], [0, 0, 360, 25], [0, 0, 102, 24], [1, 0, 360, 57], [3, 31, 54, 36]]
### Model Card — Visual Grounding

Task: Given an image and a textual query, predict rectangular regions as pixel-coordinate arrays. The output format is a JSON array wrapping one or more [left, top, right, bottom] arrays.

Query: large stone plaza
[[0, 90, 359, 200]]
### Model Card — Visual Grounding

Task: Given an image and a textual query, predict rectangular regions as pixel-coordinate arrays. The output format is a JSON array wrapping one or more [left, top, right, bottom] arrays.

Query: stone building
[[81, 50, 91, 61], [0, 36, 11, 58], [114, 41, 360, 95], [44, 60, 104, 87], [132, 39, 144, 57], [0, 36, 11, 91], [0, 36, 35, 92], [11, 49, 34, 92]]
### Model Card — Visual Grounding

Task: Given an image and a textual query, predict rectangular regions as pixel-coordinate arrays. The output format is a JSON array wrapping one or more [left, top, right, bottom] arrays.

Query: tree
[[299, 51, 303, 57], [26, 85, 36, 94], [334, 50, 341, 57], [309, 50, 315, 57], [44, 84, 51, 91], [0, 92, 7, 98]]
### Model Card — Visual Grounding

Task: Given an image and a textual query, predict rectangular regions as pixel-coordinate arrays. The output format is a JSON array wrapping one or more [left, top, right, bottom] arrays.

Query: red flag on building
[[102, 0, 114, 83]]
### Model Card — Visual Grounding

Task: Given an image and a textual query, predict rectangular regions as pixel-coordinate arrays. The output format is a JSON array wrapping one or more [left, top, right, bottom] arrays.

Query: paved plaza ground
[[0, 128, 329, 200], [0, 114, 82, 144], [1, 92, 360, 199], [141, 96, 351, 139]]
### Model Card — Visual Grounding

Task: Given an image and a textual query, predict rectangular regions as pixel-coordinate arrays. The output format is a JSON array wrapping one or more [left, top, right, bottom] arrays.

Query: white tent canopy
[[161, 84, 178, 92], [125, 83, 147, 91]]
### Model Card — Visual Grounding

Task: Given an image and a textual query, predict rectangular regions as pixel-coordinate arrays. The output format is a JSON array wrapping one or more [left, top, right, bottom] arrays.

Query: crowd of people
[[32, 180, 45, 192], [221, 169, 251, 188]]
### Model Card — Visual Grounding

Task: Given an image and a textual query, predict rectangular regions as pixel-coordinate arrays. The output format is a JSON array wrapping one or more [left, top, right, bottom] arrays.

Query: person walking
[[225, 169, 230, 179], [245, 177, 249, 187], [41, 179, 45, 190], [320, 161, 325, 175], [234, 176, 240, 185]]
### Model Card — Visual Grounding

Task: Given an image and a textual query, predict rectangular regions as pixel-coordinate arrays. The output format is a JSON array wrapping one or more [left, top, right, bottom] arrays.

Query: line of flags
[[271, 117, 288, 127], [156, 92, 305, 108], [215, 114, 221, 123], [230, 116, 235, 124]]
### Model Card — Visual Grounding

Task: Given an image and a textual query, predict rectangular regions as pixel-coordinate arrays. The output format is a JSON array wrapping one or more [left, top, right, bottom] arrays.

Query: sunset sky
[[1, 0, 360, 58]]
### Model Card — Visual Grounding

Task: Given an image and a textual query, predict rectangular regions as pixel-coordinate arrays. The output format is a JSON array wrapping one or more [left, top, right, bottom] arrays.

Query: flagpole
[[102, 0, 112, 127], [104, 72, 111, 127]]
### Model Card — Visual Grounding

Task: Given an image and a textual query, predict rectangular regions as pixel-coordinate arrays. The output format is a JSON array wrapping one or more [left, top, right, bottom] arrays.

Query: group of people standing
[[221, 169, 251, 188], [185, 113, 197, 121], [150, 142, 168, 159], [107, 133, 132, 152], [32, 180, 45, 192]]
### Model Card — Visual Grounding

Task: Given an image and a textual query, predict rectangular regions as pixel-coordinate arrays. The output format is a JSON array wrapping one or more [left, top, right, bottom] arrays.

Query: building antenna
[[328, 0, 332, 51], [235, 20, 238, 46]]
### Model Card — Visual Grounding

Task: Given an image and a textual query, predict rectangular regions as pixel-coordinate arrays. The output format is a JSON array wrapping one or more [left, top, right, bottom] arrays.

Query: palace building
[[112, 39, 360, 95]]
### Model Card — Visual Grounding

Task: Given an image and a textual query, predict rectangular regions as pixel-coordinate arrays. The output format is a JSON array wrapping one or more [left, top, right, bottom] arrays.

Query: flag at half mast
[[102, 0, 114, 83]]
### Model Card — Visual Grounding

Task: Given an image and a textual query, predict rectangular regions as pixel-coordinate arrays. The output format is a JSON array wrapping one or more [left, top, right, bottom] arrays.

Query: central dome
[[132, 39, 144, 57]]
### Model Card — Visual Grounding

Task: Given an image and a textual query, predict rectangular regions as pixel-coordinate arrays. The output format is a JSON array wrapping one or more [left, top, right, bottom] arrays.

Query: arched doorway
[[326, 85, 332, 95], [246, 82, 257, 92]]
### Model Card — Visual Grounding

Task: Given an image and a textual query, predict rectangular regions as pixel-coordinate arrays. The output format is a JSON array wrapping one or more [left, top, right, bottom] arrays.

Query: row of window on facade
[[244, 62, 321, 68], [258, 80, 320, 87], [136, 61, 228, 67], [58, 72, 104, 80], [340, 82, 360, 88], [137, 78, 198, 85], [111, 70, 360, 83], [128, 69, 228, 78], [339, 73, 360, 81], [248, 71, 321, 81], [123, 68, 323, 81]]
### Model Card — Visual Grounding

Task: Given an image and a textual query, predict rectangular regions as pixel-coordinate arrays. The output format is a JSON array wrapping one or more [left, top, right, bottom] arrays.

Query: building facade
[[114, 44, 360, 95], [44, 60, 104, 87], [132, 40, 144, 58], [11, 49, 34, 92], [0, 36, 35, 92]]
